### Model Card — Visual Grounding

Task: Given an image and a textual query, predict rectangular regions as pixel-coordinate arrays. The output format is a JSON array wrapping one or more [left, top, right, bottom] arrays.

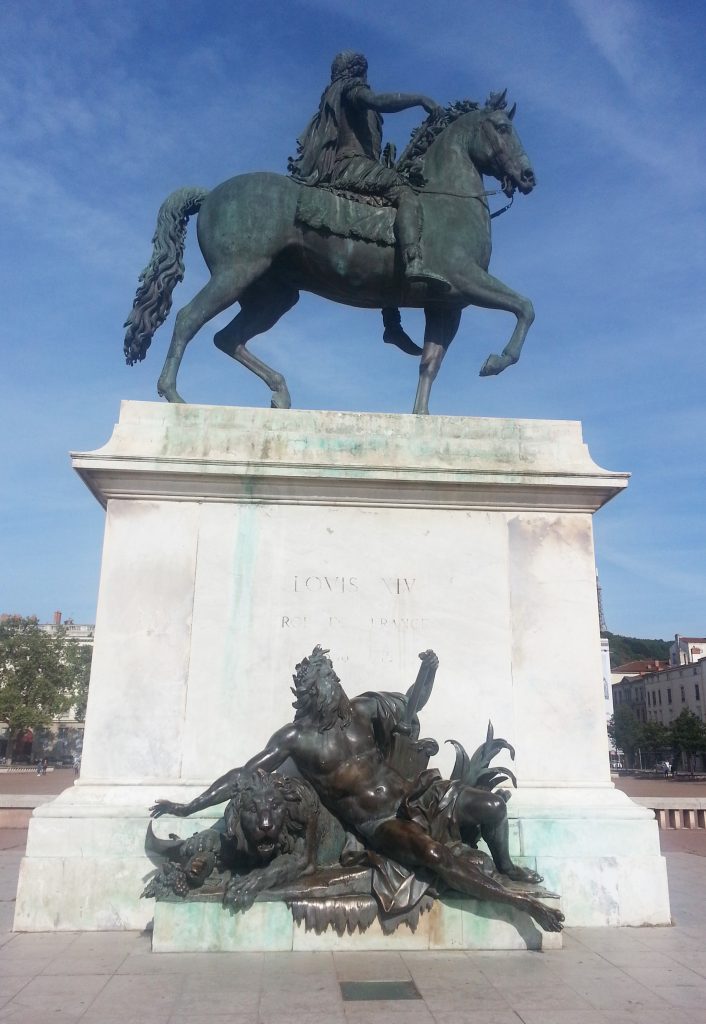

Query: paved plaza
[[0, 769, 76, 798], [2, 824, 706, 1024]]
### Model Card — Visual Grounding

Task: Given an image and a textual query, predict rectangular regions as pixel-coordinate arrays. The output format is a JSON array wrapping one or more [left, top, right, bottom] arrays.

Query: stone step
[[151, 891, 563, 953]]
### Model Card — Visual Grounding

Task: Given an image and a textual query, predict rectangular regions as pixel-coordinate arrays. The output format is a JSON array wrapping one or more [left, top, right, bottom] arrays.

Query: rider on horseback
[[289, 51, 449, 355]]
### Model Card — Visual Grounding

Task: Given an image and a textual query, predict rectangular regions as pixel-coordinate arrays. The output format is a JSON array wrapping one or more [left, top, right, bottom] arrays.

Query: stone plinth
[[152, 893, 563, 953], [14, 402, 670, 933]]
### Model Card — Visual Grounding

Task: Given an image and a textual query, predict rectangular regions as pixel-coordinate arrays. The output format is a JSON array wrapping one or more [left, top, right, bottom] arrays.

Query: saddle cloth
[[295, 185, 395, 247]]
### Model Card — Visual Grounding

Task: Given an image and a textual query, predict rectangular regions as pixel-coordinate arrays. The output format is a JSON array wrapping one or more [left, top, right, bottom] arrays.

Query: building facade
[[612, 674, 648, 724], [610, 660, 668, 726], [643, 658, 706, 726], [670, 635, 706, 667]]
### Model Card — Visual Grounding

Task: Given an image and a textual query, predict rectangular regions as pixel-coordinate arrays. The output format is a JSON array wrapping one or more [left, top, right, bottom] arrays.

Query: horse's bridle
[[409, 117, 517, 217], [412, 183, 515, 218]]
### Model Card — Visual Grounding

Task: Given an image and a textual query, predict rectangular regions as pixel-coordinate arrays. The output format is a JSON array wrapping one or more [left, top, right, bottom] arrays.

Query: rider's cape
[[289, 77, 383, 185]]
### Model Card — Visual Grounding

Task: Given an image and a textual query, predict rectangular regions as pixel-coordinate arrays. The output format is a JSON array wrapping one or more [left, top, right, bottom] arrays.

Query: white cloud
[[0, 155, 144, 269], [567, 0, 647, 95]]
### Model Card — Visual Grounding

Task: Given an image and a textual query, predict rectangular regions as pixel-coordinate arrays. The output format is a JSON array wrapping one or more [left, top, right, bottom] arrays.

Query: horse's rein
[[295, 174, 515, 218], [413, 184, 515, 218]]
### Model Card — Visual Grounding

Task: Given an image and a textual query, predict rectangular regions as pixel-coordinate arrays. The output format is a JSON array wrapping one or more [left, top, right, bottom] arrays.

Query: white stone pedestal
[[14, 402, 671, 935]]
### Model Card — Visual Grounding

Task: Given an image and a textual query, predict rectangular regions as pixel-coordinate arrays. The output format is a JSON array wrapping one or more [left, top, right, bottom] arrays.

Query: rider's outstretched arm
[[150, 725, 296, 818], [353, 86, 442, 117]]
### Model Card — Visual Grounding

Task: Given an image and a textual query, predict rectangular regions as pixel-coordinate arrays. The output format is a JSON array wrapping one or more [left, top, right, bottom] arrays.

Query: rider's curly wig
[[331, 51, 367, 82]]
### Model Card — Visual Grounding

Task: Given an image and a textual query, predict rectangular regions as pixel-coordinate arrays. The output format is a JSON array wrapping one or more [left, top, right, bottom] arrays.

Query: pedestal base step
[[151, 893, 562, 953]]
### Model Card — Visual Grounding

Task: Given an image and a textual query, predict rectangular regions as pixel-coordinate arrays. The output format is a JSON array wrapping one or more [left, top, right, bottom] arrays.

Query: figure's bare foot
[[383, 326, 423, 356], [528, 899, 564, 932], [502, 864, 543, 885]]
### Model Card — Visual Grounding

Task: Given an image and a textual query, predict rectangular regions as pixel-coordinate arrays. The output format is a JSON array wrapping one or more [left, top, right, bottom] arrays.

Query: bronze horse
[[124, 93, 536, 415]]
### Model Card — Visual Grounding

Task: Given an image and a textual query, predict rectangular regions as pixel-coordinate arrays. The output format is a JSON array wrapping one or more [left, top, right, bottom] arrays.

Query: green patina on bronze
[[124, 52, 536, 415]]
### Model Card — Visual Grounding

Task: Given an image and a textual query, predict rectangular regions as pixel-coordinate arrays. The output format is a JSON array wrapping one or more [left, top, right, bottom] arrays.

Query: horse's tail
[[123, 185, 210, 365]]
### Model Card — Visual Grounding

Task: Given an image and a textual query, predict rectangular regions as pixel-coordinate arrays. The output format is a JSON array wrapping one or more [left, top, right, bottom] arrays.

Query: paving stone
[[0, 838, 705, 1024]]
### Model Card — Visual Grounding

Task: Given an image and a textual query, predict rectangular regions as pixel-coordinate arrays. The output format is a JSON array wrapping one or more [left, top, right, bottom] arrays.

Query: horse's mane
[[396, 99, 478, 178], [396, 91, 512, 183]]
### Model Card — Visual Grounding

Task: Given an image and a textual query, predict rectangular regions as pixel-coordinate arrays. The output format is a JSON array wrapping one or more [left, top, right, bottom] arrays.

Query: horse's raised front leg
[[413, 304, 462, 415], [213, 276, 299, 409], [157, 272, 242, 403], [458, 267, 534, 377]]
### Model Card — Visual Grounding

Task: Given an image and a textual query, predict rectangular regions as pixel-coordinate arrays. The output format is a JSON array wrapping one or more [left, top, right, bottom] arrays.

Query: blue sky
[[1, 0, 704, 638]]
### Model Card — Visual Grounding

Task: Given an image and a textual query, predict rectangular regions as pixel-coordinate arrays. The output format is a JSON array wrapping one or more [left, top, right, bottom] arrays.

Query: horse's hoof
[[479, 354, 503, 377], [158, 384, 186, 403], [270, 389, 292, 410]]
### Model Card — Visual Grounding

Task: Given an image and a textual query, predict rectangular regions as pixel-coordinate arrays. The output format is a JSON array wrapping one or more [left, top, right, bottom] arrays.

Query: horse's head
[[474, 91, 536, 197]]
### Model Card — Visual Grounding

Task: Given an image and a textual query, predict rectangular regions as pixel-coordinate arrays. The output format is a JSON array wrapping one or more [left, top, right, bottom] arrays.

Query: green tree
[[0, 616, 85, 760], [608, 707, 644, 768], [669, 710, 706, 774], [67, 643, 92, 722], [641, 721, 672, 764]]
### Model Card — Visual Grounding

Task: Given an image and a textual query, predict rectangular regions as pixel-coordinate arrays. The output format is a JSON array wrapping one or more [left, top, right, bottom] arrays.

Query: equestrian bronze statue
[[124, 52, 536, 414], [147, 648, 563, 936]]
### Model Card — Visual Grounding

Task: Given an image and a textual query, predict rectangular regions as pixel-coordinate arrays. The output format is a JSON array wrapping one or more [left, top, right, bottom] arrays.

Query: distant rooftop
[[613, 659, 669, 674], [1, 612, 94, 638]]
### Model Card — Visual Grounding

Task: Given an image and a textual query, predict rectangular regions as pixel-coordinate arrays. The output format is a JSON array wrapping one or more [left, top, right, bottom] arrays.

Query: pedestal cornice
[[71, 401, 628, 513]]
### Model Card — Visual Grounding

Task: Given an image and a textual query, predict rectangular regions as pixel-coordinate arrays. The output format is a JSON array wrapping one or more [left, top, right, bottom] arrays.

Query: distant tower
[[596, 573, 607, 633]]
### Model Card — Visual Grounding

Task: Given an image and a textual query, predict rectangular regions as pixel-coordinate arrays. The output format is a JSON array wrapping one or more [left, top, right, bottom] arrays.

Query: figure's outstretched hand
[[420, 738, 440, 758], [418, 649, 439, 672], [421, 99, 444, 119], [149, 799, 188, 819]]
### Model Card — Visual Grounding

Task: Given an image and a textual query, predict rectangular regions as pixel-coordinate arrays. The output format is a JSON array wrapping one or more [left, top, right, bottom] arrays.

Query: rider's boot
[[381, 307, 423, 356], [403, 244, 451, 291]]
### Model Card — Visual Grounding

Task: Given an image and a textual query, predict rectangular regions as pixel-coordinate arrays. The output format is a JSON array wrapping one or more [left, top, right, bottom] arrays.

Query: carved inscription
[[281, 574, 424, 631], [293, 576, 359, 592], [293, 576, 414, 594], [382, 578, 416, 594]]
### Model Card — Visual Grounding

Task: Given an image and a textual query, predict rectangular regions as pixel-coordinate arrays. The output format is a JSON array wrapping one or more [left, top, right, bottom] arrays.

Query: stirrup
[[405, 266, 452, 291], [404, 252, 451, 291]]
